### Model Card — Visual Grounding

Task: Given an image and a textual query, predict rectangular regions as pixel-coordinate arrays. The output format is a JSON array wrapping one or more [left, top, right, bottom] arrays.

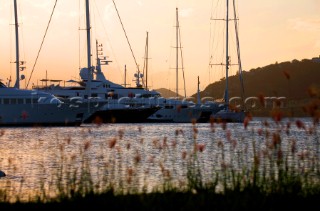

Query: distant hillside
[[190, 58, 320, 117], [155, 58, 320, 117], [155, 88, 183, 98]]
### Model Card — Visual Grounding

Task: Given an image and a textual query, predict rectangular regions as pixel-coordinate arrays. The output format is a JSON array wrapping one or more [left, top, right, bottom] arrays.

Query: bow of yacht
[[0, 81, 100, 126]]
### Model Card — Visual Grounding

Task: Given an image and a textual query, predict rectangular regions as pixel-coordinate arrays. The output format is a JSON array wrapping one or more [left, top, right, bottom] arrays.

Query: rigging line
[[232, 0, 245, 107], [9, 3, 13, 85], [112, 0, 140, 74], [26, 0, 58, 89], [210, 0, 224, 82], [17, 3, 27, 88], [178, 21, 186, 98], [208, 0, 215, 85], [142, 32, 148, 89], [18, 3, 26, 63], [92, 1, 123, 80], [78, 0, 81, 78]]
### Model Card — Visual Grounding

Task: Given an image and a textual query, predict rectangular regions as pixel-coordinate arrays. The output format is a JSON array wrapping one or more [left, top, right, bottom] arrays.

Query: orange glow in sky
[[1, 0, 319, 96]]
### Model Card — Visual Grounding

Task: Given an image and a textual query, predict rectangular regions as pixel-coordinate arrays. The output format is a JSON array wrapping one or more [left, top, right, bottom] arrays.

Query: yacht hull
[[0, 102, 97, 127], [83, 106, 160, 123], [146, 107, 203, 123], [210, 110, 246, 123]]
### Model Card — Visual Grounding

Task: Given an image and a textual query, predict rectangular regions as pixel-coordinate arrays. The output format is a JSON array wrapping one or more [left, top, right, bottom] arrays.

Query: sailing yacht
[[210, 0, 246, 123], [0, 0, 98, 126]]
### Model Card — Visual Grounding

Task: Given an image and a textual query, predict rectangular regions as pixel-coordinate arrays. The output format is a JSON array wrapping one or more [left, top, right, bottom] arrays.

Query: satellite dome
[[80, 68, 89, 80]]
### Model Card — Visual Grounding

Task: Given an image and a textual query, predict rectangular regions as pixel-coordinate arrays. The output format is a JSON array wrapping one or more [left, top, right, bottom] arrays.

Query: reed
[[0, 95, 319, 209]]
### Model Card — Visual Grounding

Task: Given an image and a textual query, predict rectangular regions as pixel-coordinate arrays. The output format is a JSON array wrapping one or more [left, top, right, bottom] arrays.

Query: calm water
[[0, 117, 319, 201]]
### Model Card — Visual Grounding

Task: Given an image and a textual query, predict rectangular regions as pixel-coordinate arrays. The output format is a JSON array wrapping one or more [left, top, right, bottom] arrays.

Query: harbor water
[[0, 117, 319, 201]]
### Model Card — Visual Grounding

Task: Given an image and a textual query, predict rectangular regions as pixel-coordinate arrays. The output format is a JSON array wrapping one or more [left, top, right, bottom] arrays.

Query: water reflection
[[0, 118, 319, 202]]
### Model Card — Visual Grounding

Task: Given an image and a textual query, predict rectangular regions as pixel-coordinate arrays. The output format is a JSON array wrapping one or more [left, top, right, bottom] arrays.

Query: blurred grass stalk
[[0, 115, 319, 204]]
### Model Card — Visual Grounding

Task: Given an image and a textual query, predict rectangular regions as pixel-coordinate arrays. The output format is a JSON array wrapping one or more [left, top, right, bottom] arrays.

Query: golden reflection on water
[[0, 118, 319, 202]]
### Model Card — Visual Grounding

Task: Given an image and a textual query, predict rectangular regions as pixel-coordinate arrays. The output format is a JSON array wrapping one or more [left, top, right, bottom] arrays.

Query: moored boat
[[0, 81, 97, 126], [0, 0, 98, 127], [209, 0, 246, 123]]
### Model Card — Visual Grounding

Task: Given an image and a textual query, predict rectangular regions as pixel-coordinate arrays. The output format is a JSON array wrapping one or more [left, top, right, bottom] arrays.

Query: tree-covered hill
[[193, 58, 320, 117], [194, 58, 320, 101]]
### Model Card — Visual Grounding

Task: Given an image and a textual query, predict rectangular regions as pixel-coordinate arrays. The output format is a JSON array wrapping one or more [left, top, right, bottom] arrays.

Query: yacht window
[[18, 99, 24, 104], [25, 98, 38, 104], [164, 105, 174, 109], [11, 99, 17, 104], [3, 99, 10, 104]]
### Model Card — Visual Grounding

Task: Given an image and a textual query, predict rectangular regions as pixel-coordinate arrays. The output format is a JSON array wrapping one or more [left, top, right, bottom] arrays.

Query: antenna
[[122, 65, 130, 87], [143, 31, 150, 90], [175, 8, 179, 97]]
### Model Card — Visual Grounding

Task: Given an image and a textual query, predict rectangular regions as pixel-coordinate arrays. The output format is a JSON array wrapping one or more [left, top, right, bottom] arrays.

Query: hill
[[194, 59, 319, 99], [190, 58, 320, 117], [155, 88, 184, 98]]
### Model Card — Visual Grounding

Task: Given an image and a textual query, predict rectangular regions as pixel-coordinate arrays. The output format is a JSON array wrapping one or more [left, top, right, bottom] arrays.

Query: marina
[[0, 0, 319, 208]]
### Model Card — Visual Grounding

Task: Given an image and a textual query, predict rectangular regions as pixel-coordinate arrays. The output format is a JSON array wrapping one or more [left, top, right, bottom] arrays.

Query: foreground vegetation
[[1, 189, 319, 210], [0, 93, 319, 210]]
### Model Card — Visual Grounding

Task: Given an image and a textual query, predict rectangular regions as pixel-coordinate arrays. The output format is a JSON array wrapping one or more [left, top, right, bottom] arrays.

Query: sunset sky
[[1, 0, 319, 96]]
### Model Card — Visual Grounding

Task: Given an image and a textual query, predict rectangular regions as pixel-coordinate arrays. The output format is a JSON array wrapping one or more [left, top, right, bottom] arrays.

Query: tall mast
[[197, 76, 201, 105], [145, 31, 149, 90], [85, 0, 92, 95], [14, 0, 20, 89], [124, 65, 127, 87], [175, 7, 179, 98], [225, 0, 230, 110], [232, 0, 245, 110]]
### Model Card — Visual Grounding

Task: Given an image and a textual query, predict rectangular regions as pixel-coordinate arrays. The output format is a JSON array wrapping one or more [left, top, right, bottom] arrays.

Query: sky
[[1, 0, 320, 97]]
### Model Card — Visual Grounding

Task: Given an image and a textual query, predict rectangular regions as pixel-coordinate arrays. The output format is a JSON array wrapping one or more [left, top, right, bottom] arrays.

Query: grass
[[0, 92, 319, 210]]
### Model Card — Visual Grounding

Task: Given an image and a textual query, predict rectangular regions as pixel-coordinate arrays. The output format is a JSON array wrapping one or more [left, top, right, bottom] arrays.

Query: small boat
[[146, 97, 203, 123], [211, 108, 246, 123], [147, 76, 221, 123]]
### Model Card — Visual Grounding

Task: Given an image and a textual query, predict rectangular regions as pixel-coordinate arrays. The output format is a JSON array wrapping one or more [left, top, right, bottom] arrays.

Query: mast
[[124, 65, 127, 87], [145, 31, 149, 90], [95, 39, 112, 82], [14, 0, 20, 89], [95, 40, 101, 74], [225, 0, 230, 110], [232, 0, 245, 110], [197, 76, 201, 105], [174, 8, 186, 98], [85, 0, 92, 96], [175, 7, 179, 98]]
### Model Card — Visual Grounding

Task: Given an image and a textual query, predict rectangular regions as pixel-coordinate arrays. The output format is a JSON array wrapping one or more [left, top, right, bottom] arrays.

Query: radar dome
[[80, 68, 89, 80]]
